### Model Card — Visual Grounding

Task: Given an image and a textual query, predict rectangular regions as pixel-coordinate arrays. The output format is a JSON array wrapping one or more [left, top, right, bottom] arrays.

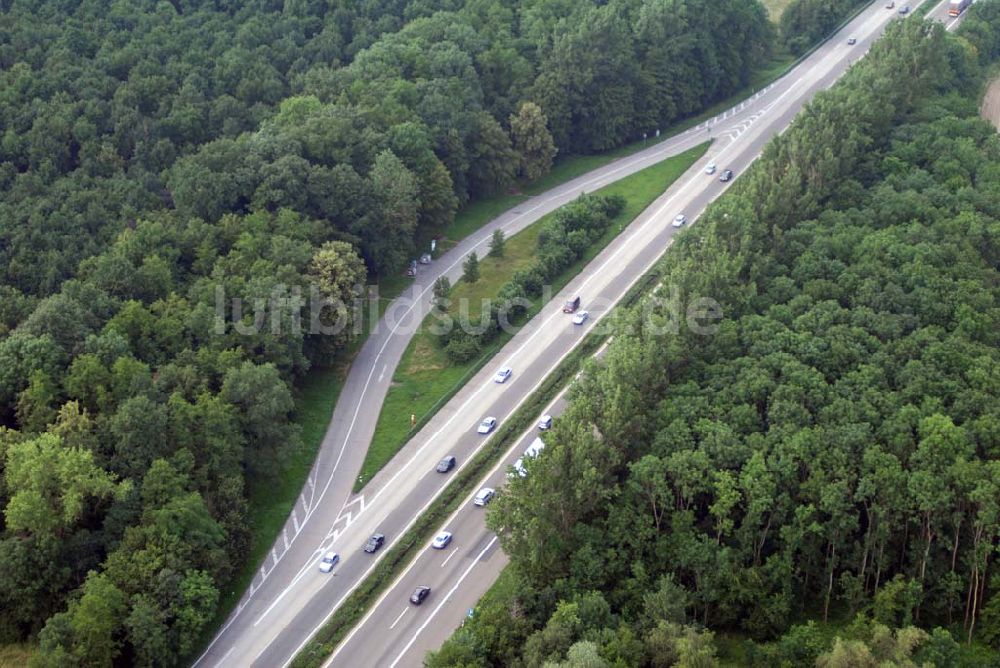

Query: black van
[[563, 296, 581, 313]]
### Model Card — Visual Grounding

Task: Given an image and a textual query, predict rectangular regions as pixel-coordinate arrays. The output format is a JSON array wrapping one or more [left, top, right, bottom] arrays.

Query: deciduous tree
[[510, 102, 557, 182]]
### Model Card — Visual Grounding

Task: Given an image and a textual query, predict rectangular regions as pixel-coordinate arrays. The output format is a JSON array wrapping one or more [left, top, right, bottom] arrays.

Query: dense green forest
[[429, 9, 1000, 668], [0, 0, 776, 664], [0, 0, 772, 296]]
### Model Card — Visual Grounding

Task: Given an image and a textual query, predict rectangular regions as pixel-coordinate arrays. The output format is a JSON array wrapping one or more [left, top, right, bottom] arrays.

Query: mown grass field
[[355, 141, 709, 489]]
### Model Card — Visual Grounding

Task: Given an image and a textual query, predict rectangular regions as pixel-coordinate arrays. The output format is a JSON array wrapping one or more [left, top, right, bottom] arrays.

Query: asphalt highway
[[192, 3, 963, 667]]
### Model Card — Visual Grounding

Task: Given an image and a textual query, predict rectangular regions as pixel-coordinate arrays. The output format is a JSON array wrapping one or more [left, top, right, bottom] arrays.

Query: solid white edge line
[[389, 607, 409, 630]]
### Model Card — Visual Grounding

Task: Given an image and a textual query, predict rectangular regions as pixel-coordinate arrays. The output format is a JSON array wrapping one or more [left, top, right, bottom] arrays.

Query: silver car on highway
[[432, 531, 453, 549]]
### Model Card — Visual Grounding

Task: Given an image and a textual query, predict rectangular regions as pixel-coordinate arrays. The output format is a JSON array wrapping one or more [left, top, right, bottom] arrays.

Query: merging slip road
[[193, 3, 967, 667]]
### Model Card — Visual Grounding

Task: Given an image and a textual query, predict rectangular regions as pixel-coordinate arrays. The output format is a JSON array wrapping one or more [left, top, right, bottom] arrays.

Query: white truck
[[510, 437, 546, 478]]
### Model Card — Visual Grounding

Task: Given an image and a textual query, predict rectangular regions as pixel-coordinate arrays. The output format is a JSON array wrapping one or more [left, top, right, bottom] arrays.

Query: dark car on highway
[[410, 586, 431, 605], [436, 455, 456, 473], [719, 169, 734, 182], [363, 533, 385, 553]]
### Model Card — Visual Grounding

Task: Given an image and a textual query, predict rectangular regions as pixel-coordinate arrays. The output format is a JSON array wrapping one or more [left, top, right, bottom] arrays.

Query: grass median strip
[[354, 142, 709, 491]]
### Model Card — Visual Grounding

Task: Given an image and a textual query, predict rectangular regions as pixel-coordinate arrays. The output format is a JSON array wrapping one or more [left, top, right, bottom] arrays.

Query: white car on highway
[[493, 367, 512, 383], [705, 163, 716, 175], [474, 488, 495, 506], [432, 531, 453, 549], [538, 414, 553, 430], [318, 551, 339, 573], [509, 438, 546, 478], [672, 214, 686, 228], [572, 311, 589, 325], [477, 417, 497, 434]]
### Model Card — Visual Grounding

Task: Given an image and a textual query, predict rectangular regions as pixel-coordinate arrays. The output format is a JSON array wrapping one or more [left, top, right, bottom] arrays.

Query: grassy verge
[[433, 195, 531, 255], [0, 643, 35, 668], [354, 142, 709, 490]]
